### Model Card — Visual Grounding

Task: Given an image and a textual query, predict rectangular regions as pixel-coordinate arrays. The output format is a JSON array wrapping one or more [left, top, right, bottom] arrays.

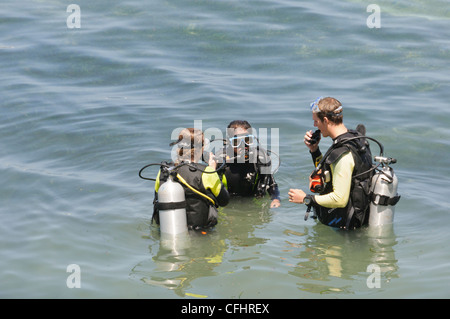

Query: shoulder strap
[[175, 173, 217, 206], [174, 163, 218, 206], [318, 130, 367, 167]]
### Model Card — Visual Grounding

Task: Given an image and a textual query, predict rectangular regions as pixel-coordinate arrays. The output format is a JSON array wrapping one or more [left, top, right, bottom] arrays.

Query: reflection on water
[[141, 231, 225, 298], [131, 198, 273, 297], [286, 223, 399, 295], [132, 227, 224, 298], [132, 195, 399, 298], [366, 224, 399, 278]]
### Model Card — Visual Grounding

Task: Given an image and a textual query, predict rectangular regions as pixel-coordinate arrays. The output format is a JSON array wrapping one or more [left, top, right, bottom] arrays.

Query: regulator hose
[[139, 159, 227, 181]]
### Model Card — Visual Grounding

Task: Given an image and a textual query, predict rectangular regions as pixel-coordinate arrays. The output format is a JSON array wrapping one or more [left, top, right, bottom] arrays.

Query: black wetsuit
[[218, 146, 280, 201]]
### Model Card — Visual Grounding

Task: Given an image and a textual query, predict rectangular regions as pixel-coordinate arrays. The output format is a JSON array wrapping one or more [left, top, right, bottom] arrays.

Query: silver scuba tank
[[369, 162, 400, 227], [157, 176, 188, 235]]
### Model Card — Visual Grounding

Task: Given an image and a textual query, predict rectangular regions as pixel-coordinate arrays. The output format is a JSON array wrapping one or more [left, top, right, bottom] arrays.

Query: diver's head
[[174, 128, 204, 163], [310, 97, 343, 124], [227, 120, 252, 132], [226, 120, 257, 160], [310, 97, 344, 138]]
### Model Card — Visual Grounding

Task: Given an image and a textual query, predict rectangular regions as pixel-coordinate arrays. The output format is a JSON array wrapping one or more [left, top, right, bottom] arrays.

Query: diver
[[215, 120, 281, 208], [152, 128, 230, 230], [288, 97, 373, 229]]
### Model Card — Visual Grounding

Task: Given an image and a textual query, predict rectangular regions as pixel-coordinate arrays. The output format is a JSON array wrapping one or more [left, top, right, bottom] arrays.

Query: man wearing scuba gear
[[288, 97, 372, 229], [217, 120, 281, 208], [153, 128, 230, 230]]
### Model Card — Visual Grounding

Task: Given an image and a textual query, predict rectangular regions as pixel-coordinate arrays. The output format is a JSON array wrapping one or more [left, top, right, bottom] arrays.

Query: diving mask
[[228, 134, 256, 148], [310, 96, 324, 113]]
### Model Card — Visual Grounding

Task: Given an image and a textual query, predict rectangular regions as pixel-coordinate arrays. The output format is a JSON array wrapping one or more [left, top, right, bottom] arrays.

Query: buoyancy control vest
[[154, 162, 219, 230], [220, 146, 278, 199], [315, 130, 374, 230]]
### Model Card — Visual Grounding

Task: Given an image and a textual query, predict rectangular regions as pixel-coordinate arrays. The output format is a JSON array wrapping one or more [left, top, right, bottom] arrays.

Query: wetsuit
[[218, 146, 280, 201], [309, 130, 373, 229]]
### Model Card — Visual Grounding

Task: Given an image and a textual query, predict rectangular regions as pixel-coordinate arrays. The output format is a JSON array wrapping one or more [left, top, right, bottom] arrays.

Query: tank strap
[[345, 206, 355, 230], [371, 193, 401, 206], [175, 173, 216, 206], [156, 201, 186, 211]]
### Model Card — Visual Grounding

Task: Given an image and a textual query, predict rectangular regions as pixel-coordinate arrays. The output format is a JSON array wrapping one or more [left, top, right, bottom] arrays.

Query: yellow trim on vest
[[176, 173, 216, 205], [202, 166, 223, 196], [221, 174, 228, 189], [314, 154, 323, 168]]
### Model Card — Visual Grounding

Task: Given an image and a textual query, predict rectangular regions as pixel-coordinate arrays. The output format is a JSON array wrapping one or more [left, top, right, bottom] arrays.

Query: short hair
[[226, 120, 252, 137], [227, 120, 252, 130], [317, 97, 343, 124]]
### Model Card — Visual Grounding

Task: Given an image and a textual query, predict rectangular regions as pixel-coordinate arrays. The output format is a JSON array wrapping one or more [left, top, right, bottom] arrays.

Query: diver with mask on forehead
[[215, 120, 281, 208], [289, 97, 375, 229]]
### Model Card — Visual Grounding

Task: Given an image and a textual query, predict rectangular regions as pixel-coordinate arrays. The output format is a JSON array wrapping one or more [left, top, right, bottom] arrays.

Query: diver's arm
[[305, 130, 322, 167], [258, 147, 281, 206], [267, 175, 280, 201], [202, 166, 230, 207], [310, 148, 322, 168], [268, 181, 281, 208], [215, 185, 230, 207]]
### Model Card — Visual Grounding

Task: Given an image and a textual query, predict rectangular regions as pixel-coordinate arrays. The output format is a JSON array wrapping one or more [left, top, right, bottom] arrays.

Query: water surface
[[1, 0, 449, 299]]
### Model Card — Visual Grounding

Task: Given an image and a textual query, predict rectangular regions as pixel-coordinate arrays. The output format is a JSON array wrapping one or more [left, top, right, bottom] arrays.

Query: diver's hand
[[288, 188, 306, 204], [270, 199, 281, 208], [304, 130, 319, 153], [208, 152, 217, 170]]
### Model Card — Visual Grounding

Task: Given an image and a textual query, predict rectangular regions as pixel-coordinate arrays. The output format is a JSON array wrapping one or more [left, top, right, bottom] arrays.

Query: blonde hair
[[176, 128, 204, 163]]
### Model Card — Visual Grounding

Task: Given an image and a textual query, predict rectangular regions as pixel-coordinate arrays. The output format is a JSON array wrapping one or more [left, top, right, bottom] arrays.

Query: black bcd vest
[[315, 130, 374, 230], [220, 146, 272, 198], [153, 162, 218, 230]]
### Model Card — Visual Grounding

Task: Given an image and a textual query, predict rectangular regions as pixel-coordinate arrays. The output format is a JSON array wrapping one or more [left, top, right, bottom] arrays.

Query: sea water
[[1, 0, 449, 299]]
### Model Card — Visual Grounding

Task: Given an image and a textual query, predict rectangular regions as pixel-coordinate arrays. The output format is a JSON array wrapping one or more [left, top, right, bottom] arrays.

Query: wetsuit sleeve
[[202, 166, 230, 207], [267, 175, 281, 201], [314, 152, 354, 208], [310, 148, 323, 168]]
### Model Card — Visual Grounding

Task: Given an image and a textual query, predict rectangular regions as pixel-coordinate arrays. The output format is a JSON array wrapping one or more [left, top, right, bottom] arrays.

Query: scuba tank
[[140, 162, 192, 252], [368, 156, 401, 227], [157, 175, 188, 235], [139, 159, 227, 233]]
